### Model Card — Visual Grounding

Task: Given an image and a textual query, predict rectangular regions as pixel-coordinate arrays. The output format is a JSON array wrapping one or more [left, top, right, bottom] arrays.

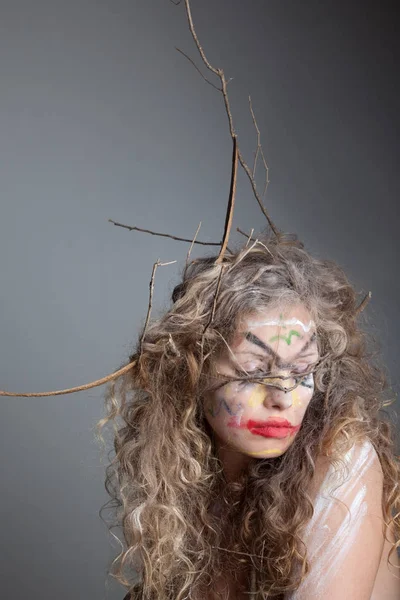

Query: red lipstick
[[228, 417, 301, 438]]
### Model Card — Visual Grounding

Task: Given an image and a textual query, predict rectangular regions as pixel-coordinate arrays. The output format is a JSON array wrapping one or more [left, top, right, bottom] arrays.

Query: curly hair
[[96, 232, 400, 599]]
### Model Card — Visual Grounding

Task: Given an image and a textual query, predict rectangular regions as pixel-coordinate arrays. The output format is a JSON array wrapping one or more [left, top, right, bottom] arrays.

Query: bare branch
[[238, 150, 279, 236], [108, 219, 221, 247], [237, 226, 255, 243], [183, 0, 220, 77], [216, 136, 238, 264], [355, 291, 372, 316], [203, 263, 225, 333], [236, 228, 272, 255], [250, 97, 260, 178], [249, 96, 270, 197], [175, 47, 221, 91], [184, 0, 235, 137], [0, 259, 176, 397], [0, 361, 136, 397], [182, 0, 279, 237], [186, 221, 202, 264], [140, 259, 177, 353]]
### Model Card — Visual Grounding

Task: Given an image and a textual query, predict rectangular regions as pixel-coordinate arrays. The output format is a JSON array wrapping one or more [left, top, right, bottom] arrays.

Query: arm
[[286, 440, 385, 600]]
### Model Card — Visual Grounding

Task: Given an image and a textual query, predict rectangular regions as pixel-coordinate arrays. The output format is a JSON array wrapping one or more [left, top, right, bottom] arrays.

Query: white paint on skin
[[288, 440, 376, 598], [204, 305, 319, 467], [247, 317, 316, 333]]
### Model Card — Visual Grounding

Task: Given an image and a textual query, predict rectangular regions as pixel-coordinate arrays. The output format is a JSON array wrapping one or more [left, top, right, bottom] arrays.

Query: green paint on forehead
[[269, 330, 302, 345]]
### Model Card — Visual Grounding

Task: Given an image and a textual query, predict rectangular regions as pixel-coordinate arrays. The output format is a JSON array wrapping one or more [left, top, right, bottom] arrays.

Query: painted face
[[204, 304, 319, 460]]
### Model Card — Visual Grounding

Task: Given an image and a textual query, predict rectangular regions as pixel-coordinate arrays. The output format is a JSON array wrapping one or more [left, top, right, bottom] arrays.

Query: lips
[[228, 417, 301, 438], [247, 419, 301, 438], [250, 418, 292, 427]]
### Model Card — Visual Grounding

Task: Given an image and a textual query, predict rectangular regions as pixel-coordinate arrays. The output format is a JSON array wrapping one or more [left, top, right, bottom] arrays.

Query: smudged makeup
[[203, 305, 319, 464]]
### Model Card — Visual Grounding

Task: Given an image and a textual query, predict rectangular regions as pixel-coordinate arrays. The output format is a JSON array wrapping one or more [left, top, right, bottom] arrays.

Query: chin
[[247, 447, 286, 458]]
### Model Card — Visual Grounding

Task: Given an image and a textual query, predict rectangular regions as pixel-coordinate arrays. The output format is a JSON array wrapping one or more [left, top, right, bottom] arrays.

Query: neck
[[214, 436, 253, 483]]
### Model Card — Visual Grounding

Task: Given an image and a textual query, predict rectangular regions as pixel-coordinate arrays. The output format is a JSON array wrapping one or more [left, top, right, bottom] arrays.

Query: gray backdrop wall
[[0, 1, 398, 599]]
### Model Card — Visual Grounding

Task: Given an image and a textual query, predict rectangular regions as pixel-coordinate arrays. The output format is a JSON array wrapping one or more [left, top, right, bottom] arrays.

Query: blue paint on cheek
[[208, 394, 244, 418], [300, 374, 314, 390]]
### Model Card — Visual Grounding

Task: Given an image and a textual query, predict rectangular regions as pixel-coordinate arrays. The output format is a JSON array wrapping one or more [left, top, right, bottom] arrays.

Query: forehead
[[232, 304, 318, 366]]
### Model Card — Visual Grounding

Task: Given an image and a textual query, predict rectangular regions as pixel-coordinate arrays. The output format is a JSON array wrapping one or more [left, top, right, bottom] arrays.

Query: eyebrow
[[244, 331, 318, 368]]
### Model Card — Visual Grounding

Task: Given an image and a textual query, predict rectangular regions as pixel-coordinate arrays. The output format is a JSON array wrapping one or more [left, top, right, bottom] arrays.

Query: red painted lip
[[227, 417, 301, 438], [249, 418, 293, 428]]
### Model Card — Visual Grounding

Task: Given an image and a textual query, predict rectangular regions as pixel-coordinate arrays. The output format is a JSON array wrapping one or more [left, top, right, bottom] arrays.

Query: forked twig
[[181, 0, 279, 237], [237, 227, 255, 243], [355, 291, 372, 316], [1, 0, 276, 399], [175, 48, 221, 91], [238, 153, 278, 235], [140, 259, 177, 352], [249, 95, 270, 197], [0, 259, 176, 397], [108, 219, 221, 247]]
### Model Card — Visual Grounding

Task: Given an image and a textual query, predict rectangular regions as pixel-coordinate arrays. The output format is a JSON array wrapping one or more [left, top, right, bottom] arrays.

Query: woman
[[99, 233, 400, 599]]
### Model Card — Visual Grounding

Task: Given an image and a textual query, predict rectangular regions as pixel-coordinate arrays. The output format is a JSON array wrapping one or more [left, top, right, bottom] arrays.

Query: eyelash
[[232, 366, 314, 391], [236, 366, 311, 377]]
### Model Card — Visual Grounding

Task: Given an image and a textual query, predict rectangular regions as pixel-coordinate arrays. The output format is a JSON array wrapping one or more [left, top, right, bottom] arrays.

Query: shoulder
[[287, 440, 386, 599], [310, 438, 383, 504]]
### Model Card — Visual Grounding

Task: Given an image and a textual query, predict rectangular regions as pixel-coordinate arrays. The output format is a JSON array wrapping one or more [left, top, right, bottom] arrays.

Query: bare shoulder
[[309, 438, 383, 501], [285, 439, 392, 599]]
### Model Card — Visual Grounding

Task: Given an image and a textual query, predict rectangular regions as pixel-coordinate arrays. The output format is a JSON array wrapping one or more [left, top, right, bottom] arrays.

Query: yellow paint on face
[[248, 448, 282, 456], [247, 380, 302, 409], [247, 384, 265, 408], [292, 389, 302, 408]]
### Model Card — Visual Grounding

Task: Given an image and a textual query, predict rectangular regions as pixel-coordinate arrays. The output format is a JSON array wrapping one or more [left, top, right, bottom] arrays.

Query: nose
[[261, 375, 294, 410]]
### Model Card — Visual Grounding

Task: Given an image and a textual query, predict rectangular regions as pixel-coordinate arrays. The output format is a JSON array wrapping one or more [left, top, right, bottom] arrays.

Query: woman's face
[[204, 304, 319, 461]]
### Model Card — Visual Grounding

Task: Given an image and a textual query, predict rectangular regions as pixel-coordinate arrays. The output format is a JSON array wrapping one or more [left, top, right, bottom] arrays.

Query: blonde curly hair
[[96, 232, 399, 599]]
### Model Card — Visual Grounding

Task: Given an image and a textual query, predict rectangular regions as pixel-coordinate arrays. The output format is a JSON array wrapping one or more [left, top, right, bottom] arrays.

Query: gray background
[[0, 1, 398, 598]]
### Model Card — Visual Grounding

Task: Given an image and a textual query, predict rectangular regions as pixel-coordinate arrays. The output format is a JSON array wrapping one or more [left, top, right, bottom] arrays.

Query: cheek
[[204, 383, 246, 419], [292, 375, 315, 410]]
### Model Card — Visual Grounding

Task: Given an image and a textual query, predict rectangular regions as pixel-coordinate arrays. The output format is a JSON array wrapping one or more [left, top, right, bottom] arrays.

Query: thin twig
[[0, 259, 176, 397], [0, 361, 136, 397], [261, 539, 265, 576], [211, 545, 265, 560], [238, 150, 279, 236], [140, 259, 177, 353], [216, 136, 238, 264], [249, 567, 257, 599], [184, 0, 220, 78], [226, 238, 259, 273], [203, 264, 225, 334], [186, 221, 202, 264], [254, 239, 273, 256], [184, 0, 234, 140], [175, 47, 221, 91], [355, 291, 372, 316], [182, 0, 279, 237], [245, 228, 254, 248], [250, 96, 260, 179], [236, 228, 272, 255], [237, 226, 255, 243], [108, 219, 221, 247], [249, 96, 270, 197]]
